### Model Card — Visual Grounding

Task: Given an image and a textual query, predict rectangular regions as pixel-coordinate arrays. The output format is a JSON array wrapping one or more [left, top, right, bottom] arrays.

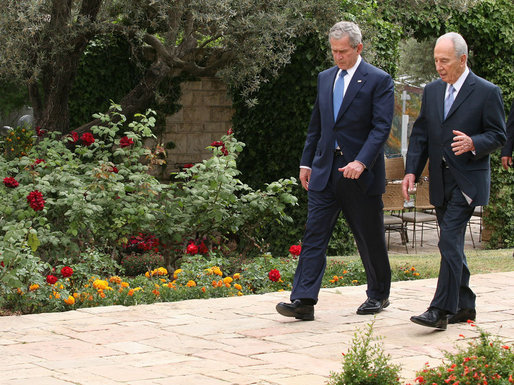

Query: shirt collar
[[336, 55, 361, 79], [447, 66, 469, 95]]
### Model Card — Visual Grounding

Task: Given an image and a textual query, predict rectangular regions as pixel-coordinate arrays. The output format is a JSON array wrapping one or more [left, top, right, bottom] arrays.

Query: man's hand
[[451, 130, 475, 155], [338, 161, 365, 179], [402, 173, 416, 201], [502, 156, 513, 170], [299, 168, 311, 191]]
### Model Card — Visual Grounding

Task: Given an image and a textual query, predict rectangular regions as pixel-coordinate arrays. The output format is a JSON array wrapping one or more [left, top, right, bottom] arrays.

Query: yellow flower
[[121, 282, 129, 288], [233, 273, 240, 279], [64, 296, 75, 305], [145, 271, 150, 278], [29, 284, 39, 291], [54, 292, 61, 299], [234, 283, 242, 291], [173, 269, 182, 279], [212, 266, 222, 276], [237, 291, 243, 296], [93, 279, 109, 290], [186, 280, 197, 287], [223, 276, 233, 284], [157, 267, 168, 276], [352, 280, 358, 284], [205, 268, 213, 275]]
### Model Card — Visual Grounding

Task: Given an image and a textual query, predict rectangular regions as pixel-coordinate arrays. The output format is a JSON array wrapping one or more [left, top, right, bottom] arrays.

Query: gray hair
[[437, 32, 468, 60], [329, 21, 362, 48]]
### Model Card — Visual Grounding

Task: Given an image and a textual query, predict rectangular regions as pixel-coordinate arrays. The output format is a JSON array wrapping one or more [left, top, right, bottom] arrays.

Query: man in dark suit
[[402, 32, 506, 330], [500, 100, 514, 170], [276, 21, 394, 321]]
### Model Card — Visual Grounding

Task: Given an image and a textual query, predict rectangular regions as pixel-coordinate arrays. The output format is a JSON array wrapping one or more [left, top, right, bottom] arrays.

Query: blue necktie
[[444, 84, 455, 119], [333, 70, 347, 149], [333, 70, 348, 120]]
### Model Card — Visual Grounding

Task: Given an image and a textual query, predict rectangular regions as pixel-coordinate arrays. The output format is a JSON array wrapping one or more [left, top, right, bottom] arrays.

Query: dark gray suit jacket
[[500, 100, 514, 158], [405, 71, 506, 206]]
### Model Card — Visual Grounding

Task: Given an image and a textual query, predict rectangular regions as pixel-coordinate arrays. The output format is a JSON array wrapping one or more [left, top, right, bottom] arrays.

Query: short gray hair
[[329, 21, 362, 48], [437, 32, 468, 60]]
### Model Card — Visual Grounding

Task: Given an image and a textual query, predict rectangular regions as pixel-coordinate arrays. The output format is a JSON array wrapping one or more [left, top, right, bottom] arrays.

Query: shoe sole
[[276, 304, 314, 321], [410, 316, 447, 330], [356, 300, 390, 315]]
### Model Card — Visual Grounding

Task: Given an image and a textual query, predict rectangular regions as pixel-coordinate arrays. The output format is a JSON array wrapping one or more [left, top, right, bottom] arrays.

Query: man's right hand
[[299, 168, 311, 191], [501, 156, 513, 170], [402, 173, 416, 200]]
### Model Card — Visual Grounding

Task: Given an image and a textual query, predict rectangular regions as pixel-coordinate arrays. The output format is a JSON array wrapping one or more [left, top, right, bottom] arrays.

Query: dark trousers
[[291, 154, 391, 304], [430, 168, 476, 313]]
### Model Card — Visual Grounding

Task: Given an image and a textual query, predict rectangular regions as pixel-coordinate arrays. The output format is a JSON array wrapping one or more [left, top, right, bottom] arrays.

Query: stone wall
[[153, 77, 234, 177]]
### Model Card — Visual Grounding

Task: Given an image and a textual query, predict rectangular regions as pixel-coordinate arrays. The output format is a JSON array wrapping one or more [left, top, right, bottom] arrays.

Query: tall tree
[[0, 0, 338, 133]]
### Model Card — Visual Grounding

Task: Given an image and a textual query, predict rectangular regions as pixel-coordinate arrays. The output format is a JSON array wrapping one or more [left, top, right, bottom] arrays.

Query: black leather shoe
[[276, 300, 314, 321], [356, 298, 390, 315], [410, 308, 448, 330], [448, 308, 476, 324]]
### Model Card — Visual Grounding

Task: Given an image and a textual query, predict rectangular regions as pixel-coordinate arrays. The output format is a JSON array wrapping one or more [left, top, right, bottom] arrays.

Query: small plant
[[410, 322, 513, 385], [327, 320, 402, 385]]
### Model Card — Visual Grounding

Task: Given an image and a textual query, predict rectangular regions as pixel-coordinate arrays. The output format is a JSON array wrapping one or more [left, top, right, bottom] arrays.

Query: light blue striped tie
[[444, 84, 455, 119]]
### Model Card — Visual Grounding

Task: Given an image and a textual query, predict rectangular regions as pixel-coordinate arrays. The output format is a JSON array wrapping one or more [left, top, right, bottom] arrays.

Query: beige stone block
[[183, 106, 210, 123], [181, 80, 203, 91], [201, 77, 226, 90], [166, 109, 183, 123], [188, 133, 212, 153], [167, 133, 188, 153], [210, 106, 234, 121], [203, 121, 231, 134]]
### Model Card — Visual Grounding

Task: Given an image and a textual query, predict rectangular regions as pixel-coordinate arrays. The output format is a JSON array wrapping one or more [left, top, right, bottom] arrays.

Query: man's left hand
[[338, 161, 365, 179], [451, 130, 475, 155]]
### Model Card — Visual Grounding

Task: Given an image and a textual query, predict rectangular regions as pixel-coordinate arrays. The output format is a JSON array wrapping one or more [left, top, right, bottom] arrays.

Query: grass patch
[[329, 248, 514, 279]]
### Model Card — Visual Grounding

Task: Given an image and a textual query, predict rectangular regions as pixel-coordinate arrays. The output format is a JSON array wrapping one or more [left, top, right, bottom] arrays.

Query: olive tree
[[0, 0, 338, 133]]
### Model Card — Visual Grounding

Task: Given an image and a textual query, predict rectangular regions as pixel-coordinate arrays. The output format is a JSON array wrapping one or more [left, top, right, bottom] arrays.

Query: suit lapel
[[445, 72, 476, 120], [336, 61, 367, 122]]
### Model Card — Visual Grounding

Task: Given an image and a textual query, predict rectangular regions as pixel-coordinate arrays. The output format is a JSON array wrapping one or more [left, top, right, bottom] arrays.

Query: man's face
[[434, 39, 466, 84], [330, 35, 362, 70]]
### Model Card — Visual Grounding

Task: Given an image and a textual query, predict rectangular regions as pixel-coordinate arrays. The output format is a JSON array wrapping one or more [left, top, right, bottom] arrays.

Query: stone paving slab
[[1, 270, 513, 385]]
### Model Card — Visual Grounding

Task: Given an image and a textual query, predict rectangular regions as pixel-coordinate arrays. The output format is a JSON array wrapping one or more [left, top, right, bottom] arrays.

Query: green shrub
[[328, 320, 402, 385], [120, 252, 165, 276]]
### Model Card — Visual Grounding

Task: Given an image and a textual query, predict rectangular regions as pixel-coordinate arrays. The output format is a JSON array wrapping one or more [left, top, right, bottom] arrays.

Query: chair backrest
[[382, 183, 405, 211], [414, 180, 433, 209], [385, 156, 405, 182]]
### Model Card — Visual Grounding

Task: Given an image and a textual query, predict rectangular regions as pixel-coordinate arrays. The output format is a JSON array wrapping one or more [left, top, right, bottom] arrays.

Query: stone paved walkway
[[1, 270, 513, 385]]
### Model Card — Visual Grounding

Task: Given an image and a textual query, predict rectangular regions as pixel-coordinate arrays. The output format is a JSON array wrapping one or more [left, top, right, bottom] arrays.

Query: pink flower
[[268, 269, 281, 282], [81, 132, 95, 146], [186, 242, 198, 255], [119, 136, 134, 148], [27, 190, 45, 211], [60, 266, 73, 278], [289, 244, 301, 256], [3, 177, 19, 188], [46, 275, 58, 284]]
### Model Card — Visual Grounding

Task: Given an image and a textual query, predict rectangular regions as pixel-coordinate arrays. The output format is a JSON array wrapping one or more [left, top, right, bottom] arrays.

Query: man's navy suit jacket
[[300, 60, 394, 196], [405, 71, 506, 207]]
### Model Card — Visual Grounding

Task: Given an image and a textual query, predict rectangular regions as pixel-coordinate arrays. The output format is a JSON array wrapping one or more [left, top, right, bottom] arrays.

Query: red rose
[[289, 244, 302, 257], [35, 126, 46, 137], [61, 266, 74, 278], [211, 140, 223, 147], [81, 132, 95, 146], [32, 158, 45, 168], [183, 163, 194, 169], [198, 241, 209, 254], [268, 269, 281, 282], [1, 261, 4, 268], [226, 128, 233, 135], [186, 242, 198, 255], [111, 166, 119, 173], [46, 275, 58, 284], [3, 177, 19, 188], [68, 131, 79, 143], [26, 190, 45, 211], [119, 136, 134, 148]]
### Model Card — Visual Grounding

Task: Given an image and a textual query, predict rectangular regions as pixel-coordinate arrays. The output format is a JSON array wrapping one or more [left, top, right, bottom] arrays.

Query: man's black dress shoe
[[356, 298, 390, 315], [448, 308, 476, 324], [276, 300, 314, 321], [410, 308, 448, 330]]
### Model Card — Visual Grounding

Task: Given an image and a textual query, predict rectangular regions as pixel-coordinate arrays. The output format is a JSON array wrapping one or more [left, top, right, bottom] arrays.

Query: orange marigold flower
[[186, 280, 197, 287], [152, 289, 160, 296], [201, 287, 206, 293], [212, 266, 222, 276], [64, 296, 75, 305], [233, 273, 240, 279], [17, 288, 24, 295], [217, 280, 223, 287], [93, 279, 109, 290], [225, 283, 231, 288], [99, 291, 106, 298], [109, 276, 122, 284], [121, 282, 129, 288], [29, 284, 39, 291], [212, 280, 218, 288], [128, 289, 135, 296], [73, 292, 79, 298], [223, 276, 233, 284], [234, 283, 242, 291], [173, 268, 182, 279]]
